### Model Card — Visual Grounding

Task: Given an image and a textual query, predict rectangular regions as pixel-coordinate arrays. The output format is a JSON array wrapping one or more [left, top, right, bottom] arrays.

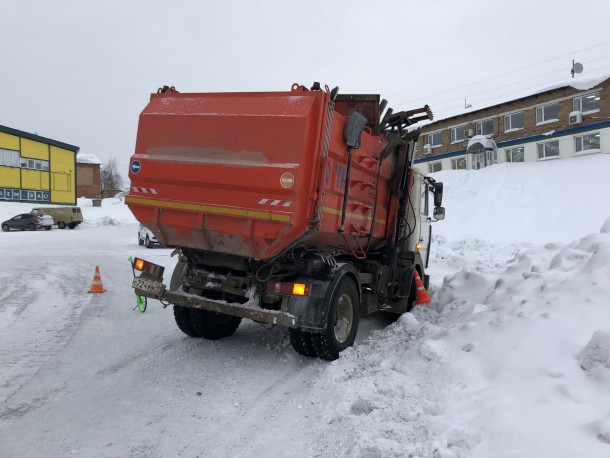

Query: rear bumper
[[133, 278, 297, 328]]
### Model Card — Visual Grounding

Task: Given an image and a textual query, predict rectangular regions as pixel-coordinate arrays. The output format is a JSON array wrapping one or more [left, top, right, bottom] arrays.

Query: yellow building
[[0, 125, 79, 205]]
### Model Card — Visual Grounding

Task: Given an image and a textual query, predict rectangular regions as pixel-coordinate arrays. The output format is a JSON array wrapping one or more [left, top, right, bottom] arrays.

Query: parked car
[[31, 206, 83, 229], [2, 213, 54, 231], [138, 223, 159, 248]]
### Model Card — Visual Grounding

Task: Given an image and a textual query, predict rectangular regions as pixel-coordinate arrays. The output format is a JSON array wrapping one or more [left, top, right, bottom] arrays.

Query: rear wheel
[[173, 306, 201, 337], [58, 222, 66, 229], [28, 223, 36, 231], [44, 226, 51, 231], [2, 224, 9, 232], [311, 276, 360, 361], [190, 309, 242, 340], [68, 223, 76, 229], [171, 261, 201, 337], [289, 329, 318, 357]]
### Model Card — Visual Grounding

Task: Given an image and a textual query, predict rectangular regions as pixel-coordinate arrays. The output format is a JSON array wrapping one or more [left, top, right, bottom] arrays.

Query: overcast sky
[[2, 0, 610, 181]]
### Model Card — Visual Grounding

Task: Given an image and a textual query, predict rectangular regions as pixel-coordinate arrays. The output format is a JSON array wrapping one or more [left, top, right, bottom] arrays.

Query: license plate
[[132, 278, 165, 298]]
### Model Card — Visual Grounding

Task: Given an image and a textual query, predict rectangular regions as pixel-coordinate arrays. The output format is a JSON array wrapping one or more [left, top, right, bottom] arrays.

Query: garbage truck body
[[126, 82, 444, 360]]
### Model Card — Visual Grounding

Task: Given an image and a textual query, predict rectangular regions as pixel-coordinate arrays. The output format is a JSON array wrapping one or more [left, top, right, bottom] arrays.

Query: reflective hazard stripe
[[132, 187, 158, 194], [126, 195, 291, 223], [259, 199, 293, 207]]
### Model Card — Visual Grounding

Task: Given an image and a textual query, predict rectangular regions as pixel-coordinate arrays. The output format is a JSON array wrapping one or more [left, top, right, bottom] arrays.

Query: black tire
[[173, 305, 202, 337], [2, 224, 9, 232], [289, 329, 318, 357], [145, 236, 152, 248], [44, 226, 51, 231], [28, 223, 36, 231], [311, 277, 360, 361], [190, 309, 242, 340], [68, 223, 76, 229], [170, 261, 187, 291], [171, 261, 201, 337], [58, 222, 66, 229], [138, 236, 144, 246], [407, 270, 418, 312]]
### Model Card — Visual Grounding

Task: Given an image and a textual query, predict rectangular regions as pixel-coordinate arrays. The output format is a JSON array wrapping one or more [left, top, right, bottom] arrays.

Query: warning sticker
[[280, 172, 295, 189]]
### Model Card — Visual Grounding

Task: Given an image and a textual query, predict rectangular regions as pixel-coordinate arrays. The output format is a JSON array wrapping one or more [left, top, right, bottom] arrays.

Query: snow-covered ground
[[1, 154, 610, 457]]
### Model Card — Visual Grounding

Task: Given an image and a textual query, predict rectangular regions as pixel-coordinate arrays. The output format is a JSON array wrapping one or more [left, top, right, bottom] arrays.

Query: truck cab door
[[418, 176, 432, 268]]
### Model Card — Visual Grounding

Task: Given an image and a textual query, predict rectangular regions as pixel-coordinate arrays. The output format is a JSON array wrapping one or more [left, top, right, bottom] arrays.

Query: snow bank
[[308, 154, 610, 457], [432, 154, 610, 244]]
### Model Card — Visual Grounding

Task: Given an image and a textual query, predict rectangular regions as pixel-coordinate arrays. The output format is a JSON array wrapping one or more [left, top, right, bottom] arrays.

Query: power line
[[396, 39, 610, 107], [430, 55, 610, 110], [432, 64, 610, 119]]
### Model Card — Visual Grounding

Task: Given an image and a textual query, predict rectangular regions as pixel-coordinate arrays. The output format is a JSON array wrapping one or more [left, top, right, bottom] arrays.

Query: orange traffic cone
[[87, 266, 107, 293], [413, 270, 431, 305]]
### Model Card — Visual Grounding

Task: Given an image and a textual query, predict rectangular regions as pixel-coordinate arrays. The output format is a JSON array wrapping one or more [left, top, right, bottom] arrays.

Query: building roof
[[417, 72, 610, 127], [0, 124, 79, 153], [76, 153, 102, 165]]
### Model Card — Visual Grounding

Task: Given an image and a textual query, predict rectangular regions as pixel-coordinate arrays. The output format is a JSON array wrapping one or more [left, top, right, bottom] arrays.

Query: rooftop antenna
[[464, 98, 472, 109], [571, 60, 584, 78]]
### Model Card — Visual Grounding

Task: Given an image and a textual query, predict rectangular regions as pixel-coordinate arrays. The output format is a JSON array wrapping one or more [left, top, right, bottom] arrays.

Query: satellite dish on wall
[[571, 61, 584, 78]]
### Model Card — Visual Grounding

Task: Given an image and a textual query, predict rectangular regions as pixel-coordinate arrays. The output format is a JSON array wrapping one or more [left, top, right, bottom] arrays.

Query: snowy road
[[2, 155, 610, 458], [0, 215, 394, 457]]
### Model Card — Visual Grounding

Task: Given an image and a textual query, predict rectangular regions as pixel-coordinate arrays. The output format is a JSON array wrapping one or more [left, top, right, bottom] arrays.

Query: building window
[[537, 140, 560, 159], [536, 102, 559, 124], [427, 132, 442, 148], [428, 162, 442, 173], [573, 92, 600, 114], [451, 125, 467, 143], [0, 149, 20, 167], [451, 157, 467, 170], [476, 119, 493, 136], [19, 157, 49, 171], [504, 112, 524, 131], [505, 146, 524, 163], [574, 133, 601, 153]]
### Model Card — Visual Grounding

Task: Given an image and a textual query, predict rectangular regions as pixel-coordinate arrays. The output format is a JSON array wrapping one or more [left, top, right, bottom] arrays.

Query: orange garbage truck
[[126, 82, 444, 360]]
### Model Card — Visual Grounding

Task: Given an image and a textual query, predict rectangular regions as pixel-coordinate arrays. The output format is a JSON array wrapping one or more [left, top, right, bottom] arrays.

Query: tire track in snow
[[0, 264, 91, 406]]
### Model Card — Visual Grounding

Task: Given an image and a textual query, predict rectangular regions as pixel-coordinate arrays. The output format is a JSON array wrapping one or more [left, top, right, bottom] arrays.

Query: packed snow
[[1, 154, 610, 457]]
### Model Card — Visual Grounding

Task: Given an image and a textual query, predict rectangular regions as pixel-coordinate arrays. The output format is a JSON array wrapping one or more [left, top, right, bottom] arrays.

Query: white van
[[31, 206, 83, 229]]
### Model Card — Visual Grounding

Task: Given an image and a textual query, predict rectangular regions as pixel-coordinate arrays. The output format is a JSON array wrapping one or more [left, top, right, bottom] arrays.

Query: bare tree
[[101, 157, 124, 191]]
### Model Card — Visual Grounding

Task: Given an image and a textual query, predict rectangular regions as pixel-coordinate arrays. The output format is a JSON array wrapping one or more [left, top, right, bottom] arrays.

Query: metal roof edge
[[0, 124, 80, 153]]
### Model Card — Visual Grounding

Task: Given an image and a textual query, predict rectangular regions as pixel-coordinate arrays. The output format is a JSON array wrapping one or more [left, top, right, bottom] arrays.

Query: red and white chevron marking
[[131, 187, 158, 194], [258, 199, 293, 207]]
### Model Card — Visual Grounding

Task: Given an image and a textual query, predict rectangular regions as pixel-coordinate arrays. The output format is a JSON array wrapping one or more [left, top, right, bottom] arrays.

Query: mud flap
[[286, 279, 331, 331]]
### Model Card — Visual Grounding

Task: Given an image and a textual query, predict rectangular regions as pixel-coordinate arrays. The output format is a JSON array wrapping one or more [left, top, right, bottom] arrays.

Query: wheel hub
[[333, 293, 353, 343]]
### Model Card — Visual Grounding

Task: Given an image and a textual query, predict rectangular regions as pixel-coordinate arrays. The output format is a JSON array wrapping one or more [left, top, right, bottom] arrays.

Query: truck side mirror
[[433, 206, 445, 221], [344, 111, 368, 149], [434, 182, 443, 207]]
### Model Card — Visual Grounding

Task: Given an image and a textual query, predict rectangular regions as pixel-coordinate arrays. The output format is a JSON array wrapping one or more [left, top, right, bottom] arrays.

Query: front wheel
[[138, 236, 144, 246], [44, 226, 51, 231], [311, 276, 360, 361], [289, 329, 317, 357], [145, 236, 152, 248], [2, 224, 9, 232], [68, 223, 76, 229]]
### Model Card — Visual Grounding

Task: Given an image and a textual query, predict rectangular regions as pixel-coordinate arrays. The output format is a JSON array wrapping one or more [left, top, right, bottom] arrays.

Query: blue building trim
[[415, 119, 610, 163]]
